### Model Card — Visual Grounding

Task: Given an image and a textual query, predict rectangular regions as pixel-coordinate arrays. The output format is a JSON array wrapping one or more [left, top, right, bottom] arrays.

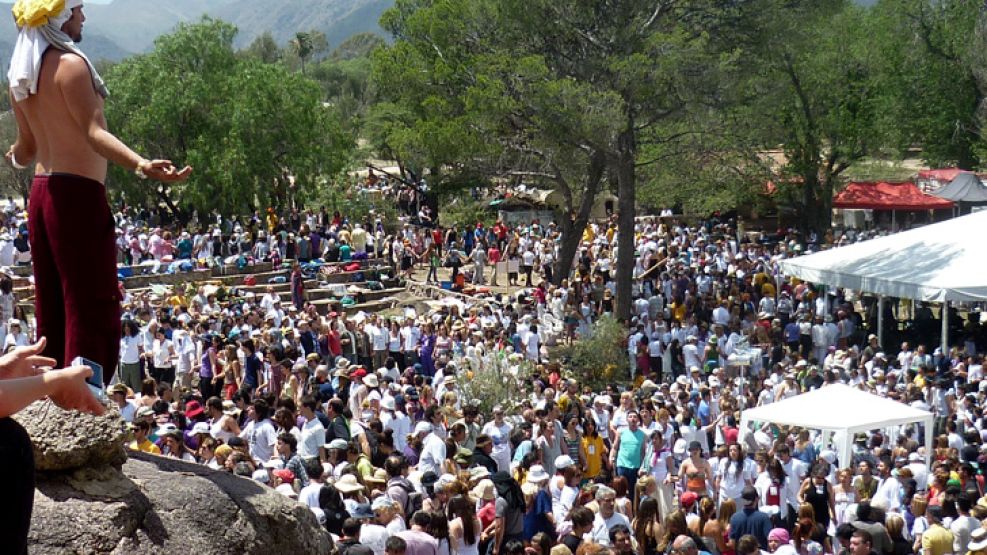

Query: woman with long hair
[[755, 457, 791, 527], [791, 503, 830, 554], [448, 494, 482, 555], [581, 417, 607, 483], [490, 472, 525, 553], [797, 463, 835, 530], [632, 497, 663, 555], [832, 467, 856, 526], [219, 344, 241, 400], [885, 513, 914, 555], [705, 498, 736, 555], [429, 511, 451, 555], [717, 443, 755, 506]]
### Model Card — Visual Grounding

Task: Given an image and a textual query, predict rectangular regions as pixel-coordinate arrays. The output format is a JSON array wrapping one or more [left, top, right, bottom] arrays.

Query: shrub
[[552, 315, 629, 390]]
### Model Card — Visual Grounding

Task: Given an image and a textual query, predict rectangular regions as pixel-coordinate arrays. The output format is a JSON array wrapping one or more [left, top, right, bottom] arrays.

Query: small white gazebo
[[739, 384, 933, 467]]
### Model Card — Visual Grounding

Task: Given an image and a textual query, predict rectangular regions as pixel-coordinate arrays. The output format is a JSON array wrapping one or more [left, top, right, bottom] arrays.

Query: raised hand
[[0, 337, 56, 380], [139, 159, 193, 183]]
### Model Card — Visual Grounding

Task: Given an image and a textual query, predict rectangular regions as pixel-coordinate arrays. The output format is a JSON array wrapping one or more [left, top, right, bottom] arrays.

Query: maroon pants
[[29, 174, 121, 384]]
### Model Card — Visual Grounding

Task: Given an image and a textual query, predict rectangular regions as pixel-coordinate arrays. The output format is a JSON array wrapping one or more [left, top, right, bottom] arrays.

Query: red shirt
[[477, 500, 496, 529], [327, 330, 342, 357]]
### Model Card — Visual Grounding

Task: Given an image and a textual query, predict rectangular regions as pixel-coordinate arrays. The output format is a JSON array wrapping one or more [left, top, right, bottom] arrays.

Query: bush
[[552, 315, 629, 390], [453, 353, 535, 417], [438, 195, 494, 229]]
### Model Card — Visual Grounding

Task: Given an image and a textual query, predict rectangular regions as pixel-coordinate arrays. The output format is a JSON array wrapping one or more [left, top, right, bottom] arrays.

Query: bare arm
[[58, 56, 190, 181], [0, 366, 105, 418], [8, 91, 36, 165]]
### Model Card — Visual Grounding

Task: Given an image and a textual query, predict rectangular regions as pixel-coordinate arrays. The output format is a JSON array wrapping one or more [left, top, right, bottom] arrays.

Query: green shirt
[[616, 428, 645, 469]]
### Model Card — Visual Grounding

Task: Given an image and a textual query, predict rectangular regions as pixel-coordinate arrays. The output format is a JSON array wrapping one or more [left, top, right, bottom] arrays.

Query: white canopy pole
[[941, 301, 949, 354], [924, 414, 934, 466]]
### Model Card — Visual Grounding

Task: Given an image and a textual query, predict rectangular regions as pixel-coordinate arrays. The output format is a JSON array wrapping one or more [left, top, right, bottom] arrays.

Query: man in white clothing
[[589, 486, 630, 546], [298, 397, 326, 461]]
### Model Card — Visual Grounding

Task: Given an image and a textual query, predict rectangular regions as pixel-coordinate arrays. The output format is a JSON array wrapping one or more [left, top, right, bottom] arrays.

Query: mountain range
[[0, 0, 879, 65], [0, 0, 396, 63]]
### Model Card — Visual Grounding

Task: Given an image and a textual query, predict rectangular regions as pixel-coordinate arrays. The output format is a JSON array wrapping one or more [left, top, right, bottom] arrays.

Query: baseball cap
[[741, 485, 758, 506]]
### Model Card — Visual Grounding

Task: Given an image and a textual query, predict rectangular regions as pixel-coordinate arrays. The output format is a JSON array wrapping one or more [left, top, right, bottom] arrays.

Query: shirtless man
[[6, 0, 190, 382]]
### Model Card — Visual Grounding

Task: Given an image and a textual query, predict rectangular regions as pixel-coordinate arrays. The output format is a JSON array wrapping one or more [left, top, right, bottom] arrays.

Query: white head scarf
[[8, 0, 108, 102]]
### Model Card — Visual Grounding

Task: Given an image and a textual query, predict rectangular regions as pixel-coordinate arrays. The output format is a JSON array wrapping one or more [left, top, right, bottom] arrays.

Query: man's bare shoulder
[[45, 50, 91, 85]]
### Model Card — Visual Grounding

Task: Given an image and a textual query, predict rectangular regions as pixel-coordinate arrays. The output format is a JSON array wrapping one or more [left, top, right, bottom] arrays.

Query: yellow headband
[[12, 0, 66, 29]]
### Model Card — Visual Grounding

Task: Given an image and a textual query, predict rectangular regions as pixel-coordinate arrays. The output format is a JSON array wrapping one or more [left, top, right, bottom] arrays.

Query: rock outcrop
[[29, 451, 332, 555], [13, 400, 128, 471], [18, 401, 331, 554]]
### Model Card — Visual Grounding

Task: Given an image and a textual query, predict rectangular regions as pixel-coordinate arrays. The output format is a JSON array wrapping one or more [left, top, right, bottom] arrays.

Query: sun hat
[[970, 527, 987, 551], [350, 502, 373, 519], [554, 455, 575, 470], [334, 474, 366, 494], [472, 479, 496, 501], [184, 400, 205, 419], [527, 465, 550, 483], [190, 422, 210, 435]]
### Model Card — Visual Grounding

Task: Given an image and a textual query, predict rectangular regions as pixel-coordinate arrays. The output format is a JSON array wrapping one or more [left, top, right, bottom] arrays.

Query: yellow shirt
[[582, 435, 605, 479], [129, 438, 161, 455]]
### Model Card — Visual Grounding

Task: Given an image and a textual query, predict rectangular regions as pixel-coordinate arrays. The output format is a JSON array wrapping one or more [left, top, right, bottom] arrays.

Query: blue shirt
[[523, 489, 555, 540], [729, 507, 772, 548]]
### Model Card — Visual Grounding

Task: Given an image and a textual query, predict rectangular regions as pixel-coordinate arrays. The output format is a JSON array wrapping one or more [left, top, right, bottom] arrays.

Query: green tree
[[242, 32, 283, 64], [104, 18, 353, 218], [374, 0, 756, 321], [731, 0, 886, 234], [290, 30, 329, 74], [871, 0, 985, 169]]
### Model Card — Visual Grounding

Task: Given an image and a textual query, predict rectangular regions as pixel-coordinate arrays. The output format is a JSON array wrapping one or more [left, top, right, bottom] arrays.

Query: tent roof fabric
[[739, 384, 934, 467], [740, 384, 931, 432], [778, 210, 987, 301], [932, 172, 987, 203], [918, 168, 965, 181], [833, 181, 955, 210]]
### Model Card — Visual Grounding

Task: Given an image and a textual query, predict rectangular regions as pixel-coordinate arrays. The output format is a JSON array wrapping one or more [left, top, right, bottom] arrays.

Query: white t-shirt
[[243, 418, 278, 464], [299, 417, 326, 460], [119, 335, 142, 364]]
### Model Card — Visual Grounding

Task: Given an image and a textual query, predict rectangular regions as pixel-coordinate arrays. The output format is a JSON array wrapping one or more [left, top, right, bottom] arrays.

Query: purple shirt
[[396, 529, 438, 555]]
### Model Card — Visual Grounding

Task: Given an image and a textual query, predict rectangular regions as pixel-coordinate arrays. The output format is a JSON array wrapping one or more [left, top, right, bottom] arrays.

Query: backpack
[[392, 479, 424, 517]]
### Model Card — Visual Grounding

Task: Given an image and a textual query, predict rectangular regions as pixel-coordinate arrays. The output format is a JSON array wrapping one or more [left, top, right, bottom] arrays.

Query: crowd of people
[[81, 203, 987, 555]]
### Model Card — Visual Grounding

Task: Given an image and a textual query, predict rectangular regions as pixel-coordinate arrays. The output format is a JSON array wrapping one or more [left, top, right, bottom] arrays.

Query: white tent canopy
[[739, 384, 933, 468], [777, 210, 987, 302]]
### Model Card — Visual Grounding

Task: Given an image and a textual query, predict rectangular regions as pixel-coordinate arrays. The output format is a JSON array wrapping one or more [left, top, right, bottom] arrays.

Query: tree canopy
[[103, 18, 353, 219]]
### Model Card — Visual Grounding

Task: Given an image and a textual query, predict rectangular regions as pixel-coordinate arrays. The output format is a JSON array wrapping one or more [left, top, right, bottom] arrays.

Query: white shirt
[[419, 432, 447, 475], [588, 512, 630, 546], [299, 482, 322, 509], [119, 335, 142, 364], [385, 410, 412, 452], [400, 326, 421, 351], [116, 401, 137, 423], [242, 418, 278, 464], [152, 338, 174, 368], [299, 417, 326, 460]]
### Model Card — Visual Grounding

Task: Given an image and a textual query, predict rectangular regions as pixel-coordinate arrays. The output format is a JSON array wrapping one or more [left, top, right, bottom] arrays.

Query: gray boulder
[[13, 400, 127, 471], [29, 451, 332, 554]]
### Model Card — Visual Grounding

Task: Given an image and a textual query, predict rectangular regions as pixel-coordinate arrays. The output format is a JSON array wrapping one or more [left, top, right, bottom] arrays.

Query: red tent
[[833, 181, 955, 210], [917, 168, 965, 182]]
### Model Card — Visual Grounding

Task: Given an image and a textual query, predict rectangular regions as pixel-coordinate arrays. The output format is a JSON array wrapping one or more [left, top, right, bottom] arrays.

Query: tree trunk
[[614, 124, 637, 324], [553, 152, 606, 285]]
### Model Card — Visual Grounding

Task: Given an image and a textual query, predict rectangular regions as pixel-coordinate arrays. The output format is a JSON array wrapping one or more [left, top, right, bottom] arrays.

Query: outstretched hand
[[0, 337, 56, 380], [48, 366, 105, 416], [141, 159, 193, 183]]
